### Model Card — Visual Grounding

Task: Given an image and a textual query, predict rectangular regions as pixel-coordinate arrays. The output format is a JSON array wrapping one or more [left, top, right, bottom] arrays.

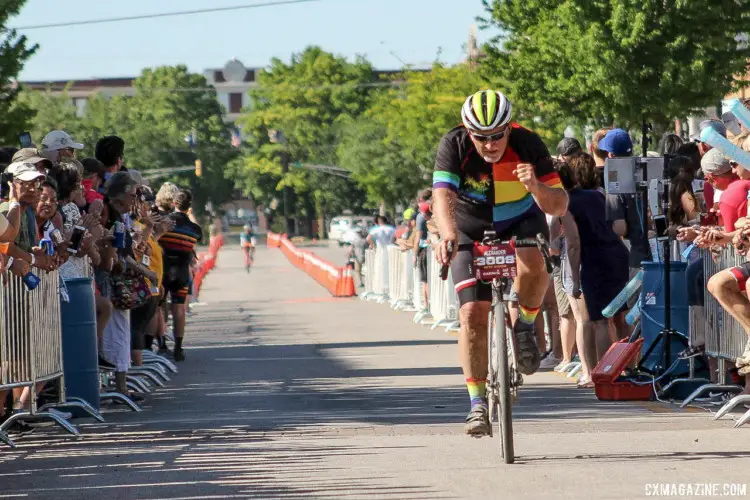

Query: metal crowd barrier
[[0, 270, 102, 447], [386, 246, 415, 311], [679, 246, 750, 426], [360, 248, 377, 301], [359, 243, 460, 333]]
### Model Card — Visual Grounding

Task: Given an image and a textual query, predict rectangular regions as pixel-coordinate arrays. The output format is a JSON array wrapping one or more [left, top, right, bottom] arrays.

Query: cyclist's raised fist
[[513, 163, 538, 192]]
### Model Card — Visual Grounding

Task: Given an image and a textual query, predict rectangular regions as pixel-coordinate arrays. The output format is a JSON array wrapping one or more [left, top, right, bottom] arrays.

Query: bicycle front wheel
[[494, 300, 514, 464]]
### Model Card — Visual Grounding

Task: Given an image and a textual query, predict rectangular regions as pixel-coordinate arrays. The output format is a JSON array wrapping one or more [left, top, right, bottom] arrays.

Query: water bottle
[[23, 272, 41, 291], [40, 238, 54, 256], [113, 221, 125, 249]]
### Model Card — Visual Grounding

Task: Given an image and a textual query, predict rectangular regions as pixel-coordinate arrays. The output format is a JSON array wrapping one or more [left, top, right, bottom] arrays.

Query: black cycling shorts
[[451, 211, 549, 306]]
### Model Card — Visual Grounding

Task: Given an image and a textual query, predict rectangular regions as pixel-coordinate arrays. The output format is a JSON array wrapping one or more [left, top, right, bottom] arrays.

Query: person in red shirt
[[81, 158, 106, 205]]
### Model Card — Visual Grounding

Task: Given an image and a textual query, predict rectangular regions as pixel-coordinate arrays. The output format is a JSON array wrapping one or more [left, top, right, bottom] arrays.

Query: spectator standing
[[129, 188, 161, 367], [367, 215, 396, 248], [546, 161, 582, 372], [692, 120, 729, 211], [346, 226, 368, 288], [666, 156, 700, 227], [0, 163, 62, 420], [99, 172, 147, 399], [413, 202, 432, 309], [566, 155, 631, 387], [159, 190, 203, 362]]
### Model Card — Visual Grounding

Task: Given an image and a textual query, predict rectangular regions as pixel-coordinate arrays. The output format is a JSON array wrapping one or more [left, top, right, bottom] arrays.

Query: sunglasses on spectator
[[470, 129, 508, 143]]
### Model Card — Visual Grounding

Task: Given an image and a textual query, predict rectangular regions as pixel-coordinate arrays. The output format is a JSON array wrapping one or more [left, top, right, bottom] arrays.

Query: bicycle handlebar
[[438, 233, 553, 282]]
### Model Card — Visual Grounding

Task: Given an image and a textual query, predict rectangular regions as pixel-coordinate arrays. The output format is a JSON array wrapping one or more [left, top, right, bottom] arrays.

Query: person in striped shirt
[[432, 90, 568, 436], [160, 189, 203, 362]]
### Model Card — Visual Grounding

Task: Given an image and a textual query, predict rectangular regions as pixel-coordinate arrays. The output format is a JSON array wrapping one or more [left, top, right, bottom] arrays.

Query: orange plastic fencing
[[268, 232, 355, 297], [192, 234, 225, 299]]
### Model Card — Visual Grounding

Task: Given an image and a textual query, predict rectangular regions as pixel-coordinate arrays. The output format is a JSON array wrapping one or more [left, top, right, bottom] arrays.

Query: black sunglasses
[[471, 129, 508, 143]]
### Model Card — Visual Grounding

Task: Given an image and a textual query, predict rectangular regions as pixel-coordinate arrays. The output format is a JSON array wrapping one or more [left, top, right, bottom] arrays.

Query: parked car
[[329, 215, 375, 246]]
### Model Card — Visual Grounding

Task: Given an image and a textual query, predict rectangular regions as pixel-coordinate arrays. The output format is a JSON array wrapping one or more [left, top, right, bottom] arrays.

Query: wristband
[[6, 256, 13, 269], [30, 254, 35, 266], [8, 202, 20, 210]]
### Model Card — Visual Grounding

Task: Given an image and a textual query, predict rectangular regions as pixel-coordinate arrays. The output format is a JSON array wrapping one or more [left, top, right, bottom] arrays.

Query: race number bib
[[473, 242, 518, 280]]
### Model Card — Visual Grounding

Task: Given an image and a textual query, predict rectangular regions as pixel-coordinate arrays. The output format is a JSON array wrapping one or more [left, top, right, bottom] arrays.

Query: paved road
[[3, 244, 750, 499]]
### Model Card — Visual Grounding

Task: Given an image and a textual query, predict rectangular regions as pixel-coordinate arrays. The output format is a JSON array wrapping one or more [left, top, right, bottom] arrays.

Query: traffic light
[[195, 159, 203, 177]]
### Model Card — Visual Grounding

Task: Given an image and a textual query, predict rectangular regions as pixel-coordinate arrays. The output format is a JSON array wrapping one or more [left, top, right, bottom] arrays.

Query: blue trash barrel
[[60, 277, 100, 417], [639, 261, 691, 376]]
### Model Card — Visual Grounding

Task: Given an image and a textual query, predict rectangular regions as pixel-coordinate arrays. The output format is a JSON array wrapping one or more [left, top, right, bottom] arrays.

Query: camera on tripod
[[603, 156, 665, 196]]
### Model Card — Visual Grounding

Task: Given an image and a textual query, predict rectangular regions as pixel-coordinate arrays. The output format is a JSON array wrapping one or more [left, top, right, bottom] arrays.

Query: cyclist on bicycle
[[433, 90, 569, 436], [240, 223, 256, 264]]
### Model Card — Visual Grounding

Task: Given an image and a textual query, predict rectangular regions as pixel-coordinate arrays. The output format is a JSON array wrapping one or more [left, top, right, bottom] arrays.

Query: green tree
[[20, 66, 237, 214], [336, 63, 487, 209], [236, 46, 376, 235], [480, 0, 750, 128], [376, 63, 488, 173], [337, 116, 424, 209], [0, 2, 38, 145], [17, 87, 83, 147], [123, 66, 237, 213]]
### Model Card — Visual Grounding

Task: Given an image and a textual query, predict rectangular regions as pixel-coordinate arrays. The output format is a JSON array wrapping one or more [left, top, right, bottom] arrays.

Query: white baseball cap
[[6, 161, 46, 182], [41, 130, 84, 151]]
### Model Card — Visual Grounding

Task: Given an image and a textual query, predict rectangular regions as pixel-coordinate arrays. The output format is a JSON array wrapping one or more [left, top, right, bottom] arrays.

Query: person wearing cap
[[599, 128, 652, 271], [688, 149, 750, 238], [12, 148, 53, 174], [0, 162, 57, 273], [692, 119, 727, 156], [556, 137, 583, 162], [0, 162, 61, 420], [40, 130, 84, 166]]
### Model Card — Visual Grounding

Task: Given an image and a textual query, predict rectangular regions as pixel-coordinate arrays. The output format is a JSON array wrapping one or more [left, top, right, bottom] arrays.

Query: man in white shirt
[[367, 215, 396, 248]]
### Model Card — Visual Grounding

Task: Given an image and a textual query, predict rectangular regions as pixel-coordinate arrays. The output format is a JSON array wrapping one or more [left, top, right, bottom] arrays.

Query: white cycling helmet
[[461, 90, 512, 132]]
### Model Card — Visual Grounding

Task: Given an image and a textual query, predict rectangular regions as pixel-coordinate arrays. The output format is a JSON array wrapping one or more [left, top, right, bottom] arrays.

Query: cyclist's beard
[[481, 151, 504, 163]]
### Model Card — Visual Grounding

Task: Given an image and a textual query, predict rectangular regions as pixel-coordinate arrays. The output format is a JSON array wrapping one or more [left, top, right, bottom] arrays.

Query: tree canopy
[[0, 1, 38, 145], [20, 66, 237, 213], [480, 0, 750, 128]]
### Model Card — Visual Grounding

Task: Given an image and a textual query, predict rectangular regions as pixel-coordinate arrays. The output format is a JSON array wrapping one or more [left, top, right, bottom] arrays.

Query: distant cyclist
[[432, 90, 568, 436], [240, 224, 256, 271]]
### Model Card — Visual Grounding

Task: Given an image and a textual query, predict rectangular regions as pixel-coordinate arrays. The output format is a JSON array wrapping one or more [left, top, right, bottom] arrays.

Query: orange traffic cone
[[337, 268, 356, 297]]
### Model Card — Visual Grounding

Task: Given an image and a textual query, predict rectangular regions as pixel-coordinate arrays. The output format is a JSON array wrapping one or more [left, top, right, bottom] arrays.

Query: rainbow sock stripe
[[466, 378, 487, 408], [518, 304, 541, 325]]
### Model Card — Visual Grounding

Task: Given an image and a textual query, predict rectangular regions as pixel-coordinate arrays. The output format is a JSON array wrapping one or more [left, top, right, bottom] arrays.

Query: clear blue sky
[[11, 0, 494, 81]]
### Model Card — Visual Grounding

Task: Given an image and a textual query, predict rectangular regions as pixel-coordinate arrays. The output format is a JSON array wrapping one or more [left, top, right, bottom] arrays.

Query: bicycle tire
[[495, 300, 515, 464]]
